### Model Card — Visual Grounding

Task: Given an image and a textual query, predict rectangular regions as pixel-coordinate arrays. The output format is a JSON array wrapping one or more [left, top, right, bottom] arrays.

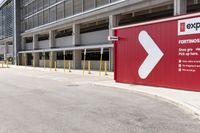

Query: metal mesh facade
[[0, 0, 14, 40], [20, 0, 120, 32]]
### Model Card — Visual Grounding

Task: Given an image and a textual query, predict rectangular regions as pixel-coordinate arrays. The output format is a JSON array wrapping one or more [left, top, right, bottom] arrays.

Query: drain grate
[[66, 84, 80, 87]]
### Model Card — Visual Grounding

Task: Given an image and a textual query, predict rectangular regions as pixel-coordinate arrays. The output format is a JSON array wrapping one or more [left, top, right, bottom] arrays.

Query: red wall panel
[[114, 14, 200, 91]]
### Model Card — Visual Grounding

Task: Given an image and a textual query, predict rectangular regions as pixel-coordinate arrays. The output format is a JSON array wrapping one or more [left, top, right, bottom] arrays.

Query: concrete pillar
[[13, 0, 21, 65], [109, 15, 119, 72], [49, 31, 57, 68], [49, 30, 55, 48], [174, 0, 187, 16], [109, 48, 114, 72], [21, 37, 26, 51], [109, 15, 119, 36], [72, 24, 80, 46], [33, 34, 38, 50], [4, 42, 8, 60], [73, 50, 82, 69], [72, 24, 81, 69], [50, 51, 57, 68], [32, 34, 39, 67]]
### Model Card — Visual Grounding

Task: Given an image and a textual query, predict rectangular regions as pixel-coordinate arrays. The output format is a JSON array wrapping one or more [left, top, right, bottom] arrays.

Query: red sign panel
[[114, 14, 200, 91]]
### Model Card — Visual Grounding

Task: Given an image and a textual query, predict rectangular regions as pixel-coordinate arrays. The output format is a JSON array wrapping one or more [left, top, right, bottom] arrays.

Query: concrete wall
[[0, 45, 4, 54], [56, 60, 73, 68], [55, 36, 73, 48], [39, 60, 50, 67], [25, 43, 33, 50], [38, 40, 49, 49], [81, 30, 109, 45], [7, 45, 13, 57]]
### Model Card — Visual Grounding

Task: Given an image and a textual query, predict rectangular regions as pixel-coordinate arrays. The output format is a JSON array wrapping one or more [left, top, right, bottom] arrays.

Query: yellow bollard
[[33, 55, 35, 67], [50, 54, 52, 71], [104, 61, 108, 76], [25, 54, 27, 67], [2, 62, 3, 68], [18, 54, 20, 66], [83, 55, 86, 75], [44, 53, 46, 69], [88, 60, 91, 74], [99, 54, 103, 77], [6, 60, 8, 68], [54, 61, 57, 71], [68, 60, 71, 72], [64, 51, 66, 72]]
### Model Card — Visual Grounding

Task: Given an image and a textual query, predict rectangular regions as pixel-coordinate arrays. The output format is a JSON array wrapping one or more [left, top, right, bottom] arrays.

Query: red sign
[[114, 13, 200, 91]]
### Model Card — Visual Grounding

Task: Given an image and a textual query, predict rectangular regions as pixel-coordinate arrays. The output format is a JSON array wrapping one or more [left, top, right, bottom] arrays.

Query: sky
[[0, 0, 3, 4]]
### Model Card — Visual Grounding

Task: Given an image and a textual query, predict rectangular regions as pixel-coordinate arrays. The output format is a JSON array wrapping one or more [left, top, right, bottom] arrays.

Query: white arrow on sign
[[138, 31, 164, 79]]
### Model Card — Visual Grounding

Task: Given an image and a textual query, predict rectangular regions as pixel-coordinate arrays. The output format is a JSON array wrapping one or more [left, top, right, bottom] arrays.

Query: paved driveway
[[0, 68, 199, 133]]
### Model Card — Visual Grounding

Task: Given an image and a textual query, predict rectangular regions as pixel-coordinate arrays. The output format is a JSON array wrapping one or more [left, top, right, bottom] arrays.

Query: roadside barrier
[[0, 60, 9, 68]]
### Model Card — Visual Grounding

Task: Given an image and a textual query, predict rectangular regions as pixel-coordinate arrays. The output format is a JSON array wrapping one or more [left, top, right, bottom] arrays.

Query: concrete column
[[109, 48, 114, 72], [72, 24, 80, 46], [50, 51, 57, 68], [73, 50, 82, 69], [174, 0, 187, 16], [109, 15, 119, 36], [49, 30, 55, 48], [13, 0, 21, 65], [21, 37, 26, 51], [72, 24, 81, 69], [49, 31, 56, 68], [33, 34, 38, 50], [32, 34, 39, 67], [109, 15, 119, 72], [4, 42, 8, 60]]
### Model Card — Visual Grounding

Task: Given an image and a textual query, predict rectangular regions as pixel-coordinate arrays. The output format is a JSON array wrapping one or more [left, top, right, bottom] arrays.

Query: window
[[49, 7, 56, 22], [38, 12, 43, 26], [43, 10, 49, 24], [84, 0, 94, 11], [43, 0, 49, 8], [57, 3, 64, 20], [65, 0, 73, 17], [96, 0, 109, 7], [73, 0, 83, 14], [33, 15, 38, 27]]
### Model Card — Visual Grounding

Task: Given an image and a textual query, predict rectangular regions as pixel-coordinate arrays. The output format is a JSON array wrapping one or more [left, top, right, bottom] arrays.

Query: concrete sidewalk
[[9, 65, 200, 120], [95, 81, 200, 120]]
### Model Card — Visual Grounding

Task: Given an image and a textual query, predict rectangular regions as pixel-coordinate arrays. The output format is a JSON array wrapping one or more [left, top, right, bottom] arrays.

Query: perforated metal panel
[[74, 0, 83, 14], [20, 0, 120, 31], [84, 0, 95, 11], [0, 0, 14, 40]]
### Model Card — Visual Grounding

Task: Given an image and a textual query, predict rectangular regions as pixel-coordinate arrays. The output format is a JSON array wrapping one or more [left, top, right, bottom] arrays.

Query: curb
[[95, 82, 200, 120]]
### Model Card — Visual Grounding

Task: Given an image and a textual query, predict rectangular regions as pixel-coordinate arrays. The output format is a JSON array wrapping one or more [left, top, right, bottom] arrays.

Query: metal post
[[64, 51, 66, 72], [50, 52, 52, 71], [83, 49, 87, 75], [68, 60, 71, 72], [88, 60, 91, 74], [33, 54, 35, 67], [104, 61, 108, 76], [43, 52, 46, 69], [6, 60, 8, 68], [25, 54, 27, 67], [18, 53, 20, 66], [99, 48, 104, 77], [54, 60, 57, 71]]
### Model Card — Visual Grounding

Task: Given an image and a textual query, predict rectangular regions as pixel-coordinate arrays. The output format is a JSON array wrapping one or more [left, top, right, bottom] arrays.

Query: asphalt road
[[0, 68, 199, 133]]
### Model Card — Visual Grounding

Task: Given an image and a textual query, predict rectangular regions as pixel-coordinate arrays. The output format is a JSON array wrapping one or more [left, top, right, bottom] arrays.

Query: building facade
[[0, 0, 200, 71]]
